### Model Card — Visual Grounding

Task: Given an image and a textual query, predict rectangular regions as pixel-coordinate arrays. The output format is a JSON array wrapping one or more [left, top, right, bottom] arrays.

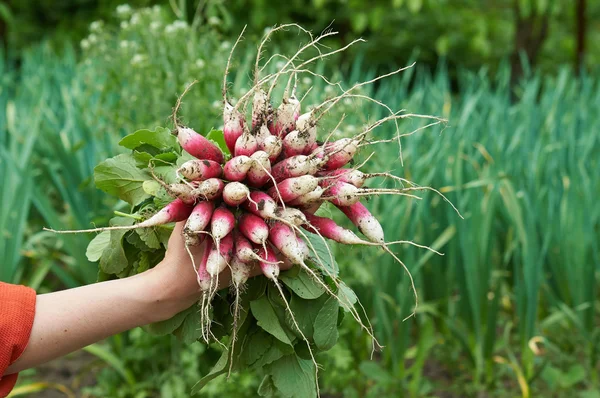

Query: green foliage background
[[1, 1, 599, 397]]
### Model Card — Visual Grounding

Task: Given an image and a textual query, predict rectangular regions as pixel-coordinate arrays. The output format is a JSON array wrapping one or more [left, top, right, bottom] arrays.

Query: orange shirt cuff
[[0, 282, 37, 397]]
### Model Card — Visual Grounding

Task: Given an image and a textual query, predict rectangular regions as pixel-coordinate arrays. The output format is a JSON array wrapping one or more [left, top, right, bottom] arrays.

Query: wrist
[[140, 263, 200, 323]]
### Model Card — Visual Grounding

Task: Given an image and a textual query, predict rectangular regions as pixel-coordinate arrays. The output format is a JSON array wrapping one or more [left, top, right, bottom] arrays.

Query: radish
[[238, 212, 269, 245], [275, 207, 307, 227], [234, 132, 259, 157], [222, 181, 250, 206], [319, 168, 366, 187], [184, 200, 215, 238], [177, 159, 223, 181], [206, 232, 234, 277], [247, 151, 271, 187], [267, 175, 319, 203], [211, 206, 236, 244], [44, 198, 193, 234], [191, 178, 225, 200], [312, 138, 359, 170], [172, 127, 224, 164], [224, 155, 253, 181], [268, 221, 306, 265], [303, 212, 372, 245], [322, 180, 361, 206], [287, 186, 324, 207], [234, 230, 257, 263], [242, 191, 278, 219], [255, 124, 271, 146], [336, 202, 384, 244], [223, 102, 246, 154], [273, 96, 300, 137], [251, 89, 270, 130], [271, 155, 319, 182], [260, 135, 283, 162], [295, 111, 317, 154]]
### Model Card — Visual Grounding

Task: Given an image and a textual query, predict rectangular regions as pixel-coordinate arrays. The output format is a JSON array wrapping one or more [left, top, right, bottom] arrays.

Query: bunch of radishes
[[47, 25, 455, 395]]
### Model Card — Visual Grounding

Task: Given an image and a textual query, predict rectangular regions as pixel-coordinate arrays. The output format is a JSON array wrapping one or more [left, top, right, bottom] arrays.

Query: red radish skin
[[243, 191, 278, 219], [238, 212, 269, 245], [312, 138, 359, 170], [295, 111, 317, 154], [177, 159, 223, 181], [271, 155, 319, 182], [268, 221, 306, 265], [303, 212, 368, 245], [163, 183, 197, 205], [196, 239, 212, 291], [206, 232, 234, 276], [184, 200, 215, 235], [275, 207, 308, 227], [44, 198, 193, 234], [224, 155, 253, 181], [336, 202, 385, 243], [173, 126, 224, 164], [191, 178, 225, 200], [234, 231, 256, 263], [273, 97, 299, 137], [222, 182, 250, 206], [261, 135, 283, 162], [223, 103, 245, 154], [267, 175, 319, 203], [247, 151, 271, 187], [234, 133, 258, 157], [320, 168, 366, 187], [211, 206, 236, 241], [282, 130, 310, 158], [287, 186, 324, 207], [257, 244, 280, 279], [323, 181, 361, 206]]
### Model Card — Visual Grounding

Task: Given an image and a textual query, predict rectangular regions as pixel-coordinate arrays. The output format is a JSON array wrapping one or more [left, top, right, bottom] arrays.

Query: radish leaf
[[119, 127, 177, 151], [94, 154, 151, 206]]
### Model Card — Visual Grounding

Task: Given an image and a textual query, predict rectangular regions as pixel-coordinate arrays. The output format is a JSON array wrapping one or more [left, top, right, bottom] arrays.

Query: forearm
[[5, 264, 197, 375]]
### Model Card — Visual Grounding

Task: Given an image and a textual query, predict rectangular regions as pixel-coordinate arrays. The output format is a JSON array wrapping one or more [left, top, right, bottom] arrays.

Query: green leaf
[[265, 355, 317, 398], [286, 293, 327, 339], [99, 218, 135, 274], [206, 129, 230, 157], [280, 266, 325, 299], [304, 233, 339, 276], [133, 151, 153, 167], [174, 312, 202, 344], [119, 127, 177, 151], [191, 349, 229, 394], [145, 306, 193, 336], [126, 231, 151, 251], [251, 295, 293, 345], [258, 375, 277, 397], [241, 330, 293, 369], [86, 231, 111, 262], [142, 180, 161, 196], [338, 281, 358, 312], [94, 154, 151, 206], [313, 297, 339, 350], [136, 228, 162, 249], [137, 251, 150, 273]]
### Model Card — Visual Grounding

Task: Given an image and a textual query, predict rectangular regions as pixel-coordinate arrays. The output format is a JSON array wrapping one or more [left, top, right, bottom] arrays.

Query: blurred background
[[1, 0, 599, 397]]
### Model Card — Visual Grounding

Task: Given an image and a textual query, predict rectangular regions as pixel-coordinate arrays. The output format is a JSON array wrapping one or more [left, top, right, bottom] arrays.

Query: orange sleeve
[[0, 282, 37, 398]]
